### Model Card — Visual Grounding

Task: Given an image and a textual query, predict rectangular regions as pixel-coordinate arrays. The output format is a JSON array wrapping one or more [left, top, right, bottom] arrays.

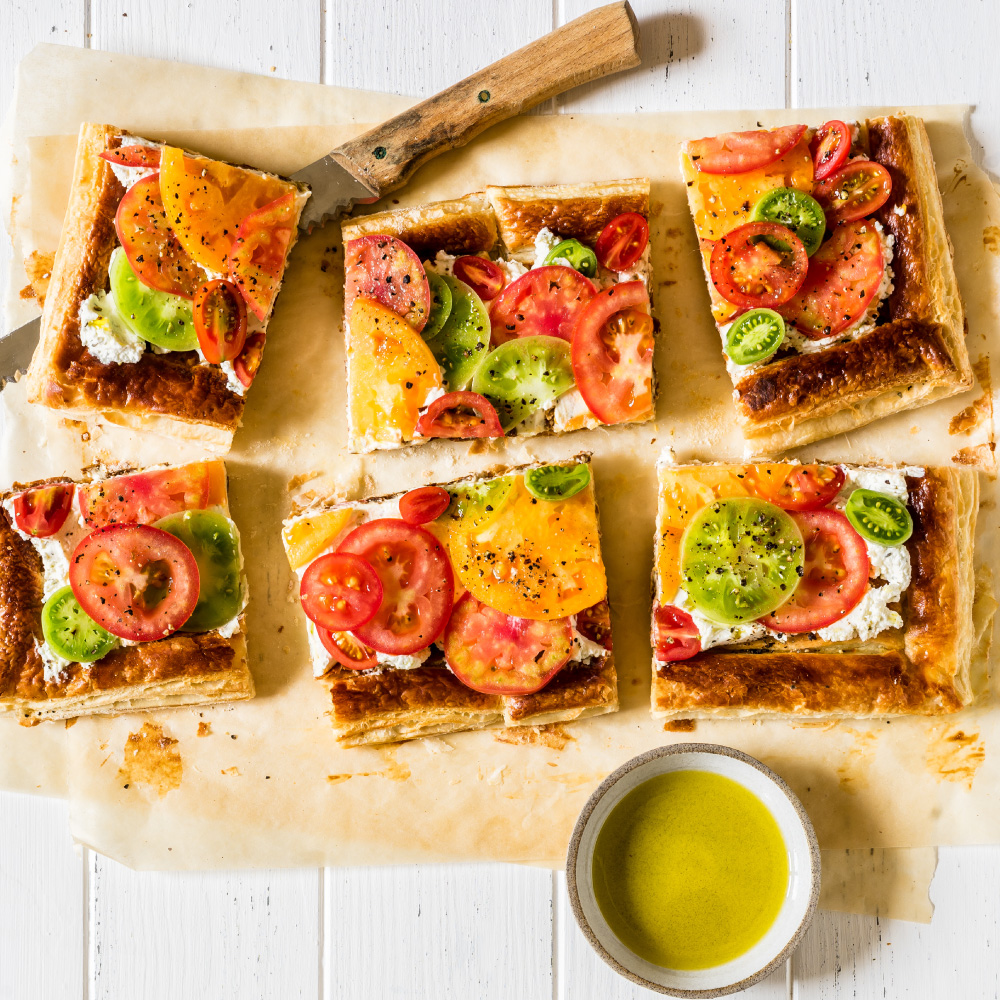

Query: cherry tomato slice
[[415, 390, 504, 439], [443, 592, 573, 695], [594, 212, 649, 271], [318, 627, 378, 671], [709, 222, 809, 308], [69, 524, 200, 642], [571, 282, 654, 424], [814, 160, 892, 224], [228, 191, 297, 321], [489, 265, 596, 345], [114, 172, 201, 298], [300, 552, 383, 632], [747, 464, 846, 511], [453, 256, 505, 301], [810, 120, 851, 181], [761, 509, 870, 634], [233, 332, 266, 388], [338, 518, 454, 655], [12, 483, 74, 537], [652, 603, 701, 663], [398, 487, 451, 526], [344, 235, 430, 332], [684, 124, 807, 175], [100, 145, 161, 170], [193, 279, 248, 364]]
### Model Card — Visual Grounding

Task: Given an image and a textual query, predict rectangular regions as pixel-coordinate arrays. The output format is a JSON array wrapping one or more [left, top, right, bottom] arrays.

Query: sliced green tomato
[[471, 335, 576, 431], [680, 497, 804, 625], [445, 476, 516, 532], [426, 274, 490, 389], [752, 187, 827, 257], [155, 509, 244, 632], [108, 246, 198, 351], [524, 463, 591, 501], [844, 489, 913, 545], [41, 585, 117, 663], [725, 308, 786, 365], [544, 239, 598, 278], [422, 270, 453, 341]]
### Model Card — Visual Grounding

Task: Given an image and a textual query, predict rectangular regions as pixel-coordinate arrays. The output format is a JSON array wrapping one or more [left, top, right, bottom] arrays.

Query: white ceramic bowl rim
[[565, 742, 821, 998]]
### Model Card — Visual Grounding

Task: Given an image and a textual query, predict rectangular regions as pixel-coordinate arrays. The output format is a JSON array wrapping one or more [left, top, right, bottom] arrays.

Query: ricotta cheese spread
[[78, 291, 146, 365], [105, 135, 162, 188], [218, 360, 246, 397]]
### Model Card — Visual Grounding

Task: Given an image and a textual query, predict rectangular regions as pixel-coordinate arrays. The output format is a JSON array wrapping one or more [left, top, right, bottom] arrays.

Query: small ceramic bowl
[[566, 743, 820, 997]]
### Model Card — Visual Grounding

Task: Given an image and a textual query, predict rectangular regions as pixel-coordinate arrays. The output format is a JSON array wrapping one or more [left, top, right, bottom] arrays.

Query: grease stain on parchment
[[950, 360, 993, 436], [983, 225, 1000, 254], [116, 723, 182, 797], [951, 441, 997, 473], [493, 723, 576, 750], [326, 746, 412, 785], [19, 249, 53, 305], [836, 729, 880, 794], [196, 722, 212, 737], [925, 728, 986, 788]]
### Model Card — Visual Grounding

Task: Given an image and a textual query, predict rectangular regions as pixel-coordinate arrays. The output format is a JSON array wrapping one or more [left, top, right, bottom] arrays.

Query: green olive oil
[[592, 769, 789, 970]]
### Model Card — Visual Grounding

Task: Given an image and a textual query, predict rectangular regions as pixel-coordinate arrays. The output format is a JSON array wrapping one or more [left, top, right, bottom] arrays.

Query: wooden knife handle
[[331, 1, 640, 196]]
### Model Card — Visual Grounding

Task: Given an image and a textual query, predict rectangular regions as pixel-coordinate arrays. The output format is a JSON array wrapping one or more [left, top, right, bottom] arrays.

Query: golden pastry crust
[[24, 123, 306, 454], [650, 465, 979, 719]]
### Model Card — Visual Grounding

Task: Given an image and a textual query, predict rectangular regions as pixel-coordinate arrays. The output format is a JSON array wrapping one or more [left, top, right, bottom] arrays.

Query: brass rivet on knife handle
[[329, 1, 640, 198]]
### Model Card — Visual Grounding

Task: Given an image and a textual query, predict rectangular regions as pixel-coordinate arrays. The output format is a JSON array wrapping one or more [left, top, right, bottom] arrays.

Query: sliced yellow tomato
[[282, 508, 358, 571], [348, 297, 444, 445], [441, 477, 607, 621], [159, 146, 293, 275]]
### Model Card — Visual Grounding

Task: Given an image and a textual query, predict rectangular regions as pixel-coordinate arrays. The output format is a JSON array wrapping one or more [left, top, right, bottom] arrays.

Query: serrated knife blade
[[0, 317, 40, 387]]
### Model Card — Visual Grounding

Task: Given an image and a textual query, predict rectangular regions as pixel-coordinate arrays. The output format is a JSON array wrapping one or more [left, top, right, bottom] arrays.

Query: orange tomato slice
[[282, 508, 358, 571]]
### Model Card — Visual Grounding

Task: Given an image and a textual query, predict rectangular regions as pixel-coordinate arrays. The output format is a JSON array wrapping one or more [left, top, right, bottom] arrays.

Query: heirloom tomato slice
[[415, 390, 504, 439], [594, 212, 649, 271], [344, 235, 430, 332], [746, 464, 846, 511], [300, 552, 383, 632], [233, 332, 266, 388], [814, 160, 892, 225], [810, 120, 851, 181], [12, 483, 74, 537], [282, 508, 357, 572], [453, 255, 505, 301], [228, 191, 297, 320], [652, 604, 701, 663], [318, 628, 378, 671], [398, 487, 451, 526], [193, 279, 247, 363], [709, 222, 809, 308], [684, 124, 807, 175], [489, 265, 596, 344], [101, 145, 161, 170]]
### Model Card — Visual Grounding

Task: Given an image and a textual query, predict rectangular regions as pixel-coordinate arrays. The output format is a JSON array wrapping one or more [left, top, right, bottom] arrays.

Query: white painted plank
[[90, 0, 321, 82], [89, 856, 322, 999], [325, 864, 553, 1000], [0, 794, 84, 1000]]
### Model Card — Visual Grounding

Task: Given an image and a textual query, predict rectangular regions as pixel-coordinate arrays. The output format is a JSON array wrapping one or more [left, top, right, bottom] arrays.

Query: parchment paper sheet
[[2, 51, 999, 897]]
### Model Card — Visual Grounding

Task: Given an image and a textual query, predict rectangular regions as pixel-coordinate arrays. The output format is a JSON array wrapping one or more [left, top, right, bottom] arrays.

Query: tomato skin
[[339, 518, 454, 655], [318, 627, 377, 671], [300, 552, 383, 632], [594, 212, 649, 271], [228, 191, 297, 321], [69, 524, 201, 642], [233, 332, 266, 388], [193, 279, 248, 364], [748, 464, 846, 512], [489, 266, 596, 344], [453, 256, 505, 301], [101, 145, 161, 170], [815, 160, 892, 224], [685, 124, 807, 175], [415, 390, 504, 439], [810, 120, 851, 181], [761, 509, 870, 634], [12, 483, 74, 537], [571, 281, 654, 424], [652, 603, 701, 663], [398, 487, 451, 526], [710, 222, 809, 308], [344, 235, 430, 332], [77, 464, 220, 528]]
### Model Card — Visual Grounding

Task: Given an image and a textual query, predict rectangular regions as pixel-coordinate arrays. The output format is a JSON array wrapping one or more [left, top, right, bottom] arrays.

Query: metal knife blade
[[292, 154, 378, 233], [0, 317, 40, 387]]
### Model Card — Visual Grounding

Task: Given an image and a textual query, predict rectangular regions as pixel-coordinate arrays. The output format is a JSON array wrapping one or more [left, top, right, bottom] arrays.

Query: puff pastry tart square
[[340, 179, 653, 453], [25, 124, 310, 453], [650, 457, 978, 719], [680, 115, 973, 452], [282, 456, 617, 746], [0, 460, 253, 722]]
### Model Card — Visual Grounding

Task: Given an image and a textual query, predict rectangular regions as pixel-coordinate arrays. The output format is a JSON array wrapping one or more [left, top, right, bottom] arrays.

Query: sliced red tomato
[[810, 120, 851, 181], [595, 212, 649, 271], [747, 464, 846, 511], [300, 552, 383, 632], [233, 332, 266, 388], [443, 592, 573, 695], [761, 510, 870, 634], [710, 222, 808, 308], [338, 518, 454, 655], [69, 524, 200, 641], [571, 281, 654, 424], [318, 628, 378, 671], [453, 256, 505, 301], [777, 219, 885, 338], [415, 390, 504, 439], [78, 463, 221, 528], [114, 172, 202, 298], [814, 160, 892, 224], [344, 235, 430, 332], [489, 265, 596, 345], [685, 124, 807, 175], [653, 603, 701, 663], [228, 191, 297, 321], [193, 279, 247, 364], [399, 487, 451, 526], [12, 483, 74, 538], [101, 145, 161, 170]]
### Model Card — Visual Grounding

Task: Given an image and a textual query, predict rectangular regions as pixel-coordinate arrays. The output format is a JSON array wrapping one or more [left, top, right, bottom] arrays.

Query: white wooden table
[[3, 2, 1000, 997]]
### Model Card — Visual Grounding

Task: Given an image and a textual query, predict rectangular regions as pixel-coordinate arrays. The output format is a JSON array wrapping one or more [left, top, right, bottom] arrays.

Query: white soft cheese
[[552, 387, 599, 433], [218, 360, 246, 397], [34, 637, 72, 685], [78, 291, 146, 365], [568, 625, 609, 664], [496, 257, 528, 284], [374, 648, 432, 670], [531, 227, 565, 268], [613, 245, 652, 287], [673, 588, 777, 651], [425, 250, 457, 277]]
